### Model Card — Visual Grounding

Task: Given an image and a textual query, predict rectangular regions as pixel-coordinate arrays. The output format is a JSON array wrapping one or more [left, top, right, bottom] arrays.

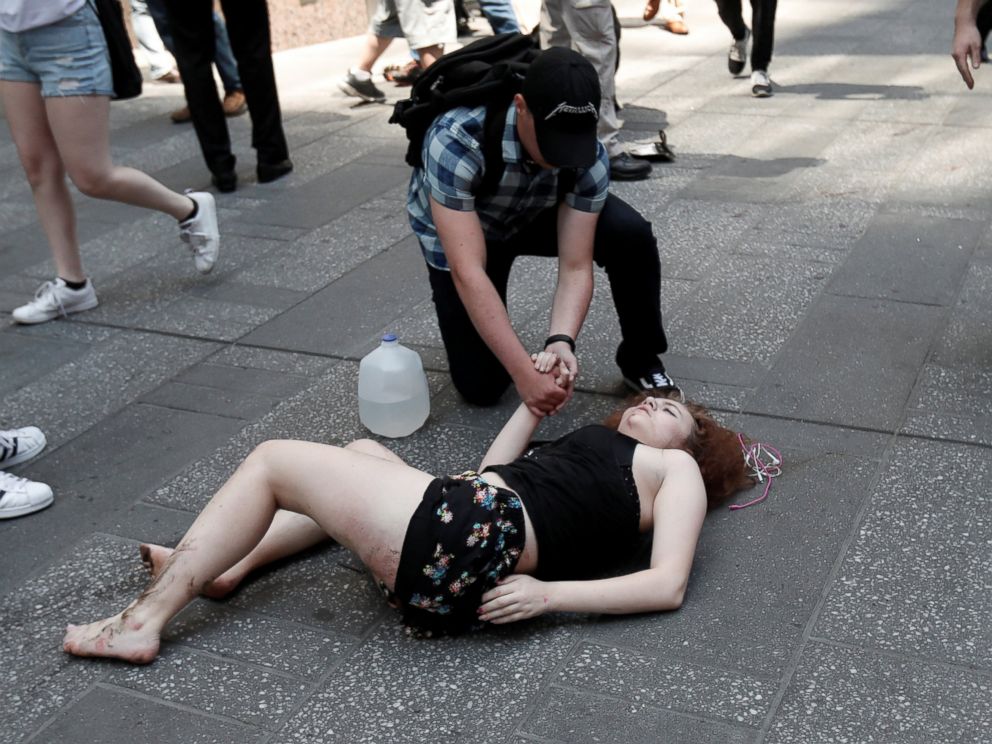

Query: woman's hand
[[478, 574, 553, 624], [530, 349, 559, 374]]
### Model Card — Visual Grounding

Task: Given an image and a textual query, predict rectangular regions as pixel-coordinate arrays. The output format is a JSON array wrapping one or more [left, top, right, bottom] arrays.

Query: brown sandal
[[643, 0, 660, 21]]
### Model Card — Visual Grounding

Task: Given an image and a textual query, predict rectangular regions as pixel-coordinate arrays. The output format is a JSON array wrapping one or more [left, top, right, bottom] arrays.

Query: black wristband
[[544, 334, 575, 352]]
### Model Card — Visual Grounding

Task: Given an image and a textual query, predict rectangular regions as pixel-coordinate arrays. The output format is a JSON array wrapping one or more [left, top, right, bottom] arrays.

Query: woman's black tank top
[[484, 425, 641, 581]]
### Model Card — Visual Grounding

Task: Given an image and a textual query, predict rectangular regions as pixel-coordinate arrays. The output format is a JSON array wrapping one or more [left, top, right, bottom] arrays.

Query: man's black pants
[[427, 194, 669, 406], [714, 0, 778, 73], [163, 0, 289, 177]]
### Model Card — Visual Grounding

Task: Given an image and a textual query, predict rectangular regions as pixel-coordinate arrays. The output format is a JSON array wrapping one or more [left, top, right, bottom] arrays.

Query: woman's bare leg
[[44, 95, 193, 220], [140, 439, 409, 596], [64, 440, 432, 663], [2, 82, 84, 281]]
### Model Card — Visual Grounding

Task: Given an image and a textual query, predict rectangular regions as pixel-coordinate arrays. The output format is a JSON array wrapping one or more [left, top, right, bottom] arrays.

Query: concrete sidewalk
[[2, 0, 991, 741]]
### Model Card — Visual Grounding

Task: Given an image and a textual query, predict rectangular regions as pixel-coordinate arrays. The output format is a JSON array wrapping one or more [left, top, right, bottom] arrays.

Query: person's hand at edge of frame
[[953, 18, 982, 89]]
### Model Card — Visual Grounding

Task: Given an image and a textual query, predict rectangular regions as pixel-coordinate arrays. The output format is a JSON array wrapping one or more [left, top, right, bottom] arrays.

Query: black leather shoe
[[257, 159, 294, 183], [609, 153, 652, 181], [211, 170, 237, 193]]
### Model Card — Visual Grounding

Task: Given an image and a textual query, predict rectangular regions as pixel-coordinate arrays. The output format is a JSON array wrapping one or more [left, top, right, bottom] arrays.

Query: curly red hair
[[603, 392, 756, 509]]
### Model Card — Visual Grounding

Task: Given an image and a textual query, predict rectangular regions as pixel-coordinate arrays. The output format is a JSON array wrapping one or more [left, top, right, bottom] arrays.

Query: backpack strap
[[478, 100, 513, 198]]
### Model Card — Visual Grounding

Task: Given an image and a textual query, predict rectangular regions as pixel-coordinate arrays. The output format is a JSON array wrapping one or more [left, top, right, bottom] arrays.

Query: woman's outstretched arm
[[479, 402, 543, 470], [479, 450, 707, 623]]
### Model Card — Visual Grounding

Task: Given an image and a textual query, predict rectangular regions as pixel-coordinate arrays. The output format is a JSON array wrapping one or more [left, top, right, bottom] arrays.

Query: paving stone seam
[[20, 679, 107, 744], [573, 637, 781, 684], [726, 408, 992, 452], [753, 429, 902, 742], [538, 681, 767, 733], [151, 638, 310, 683], [805, 635, 992, 679], [257, 607, 396, 741], [90, 681, 270, 735], [505, 624, 592, 740], [169, 599, 369, 642], [824, 290, 953, 308], [136, 398, 259, 423]]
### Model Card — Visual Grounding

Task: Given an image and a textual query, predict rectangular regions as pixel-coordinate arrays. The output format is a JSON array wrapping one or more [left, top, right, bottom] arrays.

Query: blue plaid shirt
[[408, 104, 610, 270]]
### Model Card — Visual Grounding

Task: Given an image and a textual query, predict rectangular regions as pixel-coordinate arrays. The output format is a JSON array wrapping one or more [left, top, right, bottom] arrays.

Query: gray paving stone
[[164, 602, 355, 679], [0, 329, 90, 398], [207, 345, 337, 377], [187, 280, 309, 309], [556, 642, 776, 727], [0, 330, 218, 451], [0, 536, 146, 744], [521, 687, 755, 744], [274, 619, 581, 744], [174, 363, 312, 398], [902, 363, 992, 446], [814, 439, 992, 668], [930, 261, 992, 372], [240, 235, 430, 355], [827, 212, 982, 305], [2, 404, 244, 590], [105, 645, 310, 729], [221, 544, 387, 638], [139, 381, 287, 421], [233, 195, 414, 292], [747, 294, 944, 430], [35, 685, 265, 744], [765, 642, 992, 744], [237, 161, 409, 230], [666, 255, 830, 364]]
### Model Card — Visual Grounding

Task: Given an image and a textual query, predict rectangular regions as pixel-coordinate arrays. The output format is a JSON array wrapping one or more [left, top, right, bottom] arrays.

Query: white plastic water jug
[[358, 334, 430, 438]]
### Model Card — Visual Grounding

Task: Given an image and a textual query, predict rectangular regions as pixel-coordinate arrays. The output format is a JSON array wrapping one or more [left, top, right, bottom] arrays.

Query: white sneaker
[[179, 191, 220, 274], [0, 426, 47, 468], [11, 278, 98, 324], [728, 28, 749, 75], [0, 470, 53, 519], [751, 69, 773, 97]]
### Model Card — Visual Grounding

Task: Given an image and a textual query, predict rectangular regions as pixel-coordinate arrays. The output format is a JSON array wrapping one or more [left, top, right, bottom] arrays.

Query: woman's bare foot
[[62, 611, 160, 664], [139, 543, 239, 599], [139, 543, 171, 579]]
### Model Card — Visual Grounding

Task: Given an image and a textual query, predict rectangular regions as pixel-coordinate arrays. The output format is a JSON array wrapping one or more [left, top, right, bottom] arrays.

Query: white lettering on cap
[[544, 101, 599, 122]]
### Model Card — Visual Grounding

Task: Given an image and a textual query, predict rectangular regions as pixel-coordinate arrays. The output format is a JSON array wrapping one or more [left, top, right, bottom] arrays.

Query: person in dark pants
[[162, 0, 292, 191], [408, 48, 676, 416], [713, 0, 778, 97]]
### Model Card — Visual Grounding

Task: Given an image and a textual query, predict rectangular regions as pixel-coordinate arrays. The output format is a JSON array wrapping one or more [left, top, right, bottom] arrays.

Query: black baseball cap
[[521, 47, 601, 168]]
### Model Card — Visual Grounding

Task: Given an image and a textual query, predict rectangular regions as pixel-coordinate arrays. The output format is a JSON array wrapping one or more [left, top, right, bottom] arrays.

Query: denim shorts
[[0, 3, 113, 97]]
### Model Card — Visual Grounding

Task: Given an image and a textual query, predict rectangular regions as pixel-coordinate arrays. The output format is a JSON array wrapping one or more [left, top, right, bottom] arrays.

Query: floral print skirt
[[393, 471, 526, 636]]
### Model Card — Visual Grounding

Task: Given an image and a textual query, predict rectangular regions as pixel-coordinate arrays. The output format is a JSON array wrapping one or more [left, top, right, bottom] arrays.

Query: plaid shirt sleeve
[[423, 118, 485, 212], [565, 141, 610, 213]]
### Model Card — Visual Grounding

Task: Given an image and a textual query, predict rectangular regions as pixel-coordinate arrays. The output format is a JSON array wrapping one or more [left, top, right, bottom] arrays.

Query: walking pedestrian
[[163, 0, 292, 191], [1, 0, 220, 325], [713, 0, 778, 96], [338, 0, 457, 104]]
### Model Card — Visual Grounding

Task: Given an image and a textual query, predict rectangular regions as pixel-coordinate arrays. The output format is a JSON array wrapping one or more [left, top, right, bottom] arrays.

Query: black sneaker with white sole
[[622, 364, 680, 395], [338, 70, 386, 103]]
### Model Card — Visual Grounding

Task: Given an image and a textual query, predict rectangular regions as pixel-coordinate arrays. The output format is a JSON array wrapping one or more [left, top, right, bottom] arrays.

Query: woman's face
[[618, 396, 694, 450]]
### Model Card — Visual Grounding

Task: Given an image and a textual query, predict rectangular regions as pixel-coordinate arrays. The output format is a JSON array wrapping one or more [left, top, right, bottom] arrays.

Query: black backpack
[[389, 33, 541, 195]]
